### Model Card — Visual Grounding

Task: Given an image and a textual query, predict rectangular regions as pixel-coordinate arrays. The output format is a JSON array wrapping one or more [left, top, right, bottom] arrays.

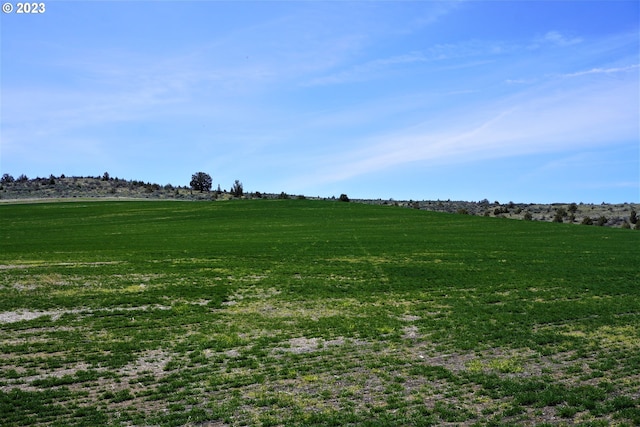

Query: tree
[[231, 180, 244, 197], [339, 194, 350, 202], [1, 173, 14, 183], [190, 172, 212, 192], [630, 210, 637, 225]]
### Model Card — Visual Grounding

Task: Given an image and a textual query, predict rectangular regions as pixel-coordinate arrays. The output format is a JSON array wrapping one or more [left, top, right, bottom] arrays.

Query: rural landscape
[[0, 174, 638, 426], [2, 0, 638, 425], [1, 174, 638, 229]]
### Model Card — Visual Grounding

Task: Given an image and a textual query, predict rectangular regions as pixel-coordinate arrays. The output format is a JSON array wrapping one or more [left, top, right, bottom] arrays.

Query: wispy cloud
[[393, 0, 466, 35], [322, 27, 593, 89], [561, 64, 640, 78], [505, 78, 538, 85], [297, 75, 638, 189], [304, 51, 428, 86], [304, 39, 517, 87], [540, 30, 583, 47], [507, 64, 640, 86]]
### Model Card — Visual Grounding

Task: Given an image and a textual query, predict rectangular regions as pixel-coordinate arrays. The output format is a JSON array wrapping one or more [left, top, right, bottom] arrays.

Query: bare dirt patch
[[118, 349, 172, 378], [273, 336, 349, 354], [0, 305, 172, 324], [0, 309, 72, 324]]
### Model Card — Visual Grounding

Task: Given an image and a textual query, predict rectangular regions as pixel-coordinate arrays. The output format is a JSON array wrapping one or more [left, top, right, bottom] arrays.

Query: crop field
[[0, 199, 638, 426]]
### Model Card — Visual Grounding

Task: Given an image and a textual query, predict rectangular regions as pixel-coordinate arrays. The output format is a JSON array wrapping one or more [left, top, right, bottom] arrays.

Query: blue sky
[[1, 1, 638, 203]]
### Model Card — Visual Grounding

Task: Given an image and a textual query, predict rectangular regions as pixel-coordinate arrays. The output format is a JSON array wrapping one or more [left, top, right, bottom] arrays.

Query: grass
[[0, 199, 639, 426]]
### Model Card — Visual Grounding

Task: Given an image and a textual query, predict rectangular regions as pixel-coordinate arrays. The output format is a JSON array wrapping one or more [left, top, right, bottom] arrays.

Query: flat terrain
[[0, 200, 638, 426], [2, 175, 638, 228]]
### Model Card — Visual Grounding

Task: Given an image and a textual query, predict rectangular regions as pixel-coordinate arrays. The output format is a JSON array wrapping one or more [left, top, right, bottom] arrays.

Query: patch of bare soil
[[0, 305, 172, 324], [0, 309, 75, 324], [118, 349, 172, 378], [273, 336, 350, 354], [0, 261, 125, 269]]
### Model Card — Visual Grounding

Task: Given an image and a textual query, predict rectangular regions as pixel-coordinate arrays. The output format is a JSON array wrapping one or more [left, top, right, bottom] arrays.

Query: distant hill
[[1, 175, 213, 201], [1, 174, 638, 229]]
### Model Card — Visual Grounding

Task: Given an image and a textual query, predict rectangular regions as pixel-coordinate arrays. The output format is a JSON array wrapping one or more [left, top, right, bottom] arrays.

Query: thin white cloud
[[298, 76, 638, 188], [505, 78, 538, 85], [304, 51, 428, 86], [305, 39, 515, 87], [394, 0, 466, 35], [540, 30, 583, 47], [562, 64, 640, 78]]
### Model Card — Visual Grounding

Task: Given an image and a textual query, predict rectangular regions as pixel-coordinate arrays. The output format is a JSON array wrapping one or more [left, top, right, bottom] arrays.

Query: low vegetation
[[1, 199, 638, 426]]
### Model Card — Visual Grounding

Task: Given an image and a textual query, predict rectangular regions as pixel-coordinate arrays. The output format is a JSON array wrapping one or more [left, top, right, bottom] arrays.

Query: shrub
[[630, 210, 637, 225], [494, 207, 508, 215], [553, 208, 567, 223], [581, 217, 594, 225], [596, 216, 608, 226], [339, 194, 350, 202]]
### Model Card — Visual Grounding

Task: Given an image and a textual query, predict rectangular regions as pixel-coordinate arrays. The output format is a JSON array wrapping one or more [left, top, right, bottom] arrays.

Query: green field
[[1, 200, 638, 426]]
